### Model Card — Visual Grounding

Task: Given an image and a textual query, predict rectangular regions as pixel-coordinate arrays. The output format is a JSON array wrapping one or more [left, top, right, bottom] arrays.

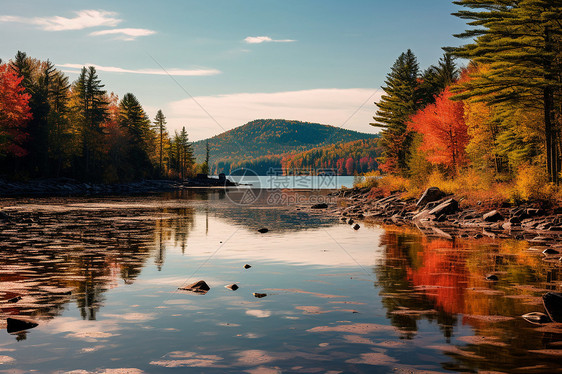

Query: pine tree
[[153, 109, 167, 175], [450, 0, 562, 182], [371, 50, 422, 174], [119, 93, 154, 179], [419, 53, 459, 106]]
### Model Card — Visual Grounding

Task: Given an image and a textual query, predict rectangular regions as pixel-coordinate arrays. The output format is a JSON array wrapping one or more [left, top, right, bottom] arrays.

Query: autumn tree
[[371, 50, 422, 174], [408, 88, 469, 174], [0, 64, 31, 158], [451, 0, 562, 182]]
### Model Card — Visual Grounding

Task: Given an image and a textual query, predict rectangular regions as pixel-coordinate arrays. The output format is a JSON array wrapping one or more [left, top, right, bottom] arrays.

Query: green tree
[[371, 49, 422, 175], [119, 93, 154, 180], [153, 109, 167, 175], [419, 53, 460, 106], [451, 0, 562, 182]]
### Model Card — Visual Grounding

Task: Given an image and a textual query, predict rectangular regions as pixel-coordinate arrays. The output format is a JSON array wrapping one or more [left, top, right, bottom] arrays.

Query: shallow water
[[0, 190, 560, 373]]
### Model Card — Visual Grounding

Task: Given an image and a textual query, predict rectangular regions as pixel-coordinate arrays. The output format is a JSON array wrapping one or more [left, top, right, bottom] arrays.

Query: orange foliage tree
[[0, 64, 31, 156], [409, 88, 468, 174]]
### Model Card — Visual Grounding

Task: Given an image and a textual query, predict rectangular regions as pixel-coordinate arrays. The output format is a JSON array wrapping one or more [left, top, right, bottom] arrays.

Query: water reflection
[[374, 224, 562, 372], [0, 194, 561, 372]]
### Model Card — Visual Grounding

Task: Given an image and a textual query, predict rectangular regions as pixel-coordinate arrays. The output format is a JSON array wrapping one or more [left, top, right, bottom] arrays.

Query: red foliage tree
[[408, 88, 468, 173], [0, 64, 31, 156], [345, 157, 354, 175]]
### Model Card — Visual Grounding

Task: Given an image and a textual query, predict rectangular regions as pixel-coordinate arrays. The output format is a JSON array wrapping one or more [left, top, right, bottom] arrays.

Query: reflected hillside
[[167, 189, 338, 231], [374, 225, 562, 372]]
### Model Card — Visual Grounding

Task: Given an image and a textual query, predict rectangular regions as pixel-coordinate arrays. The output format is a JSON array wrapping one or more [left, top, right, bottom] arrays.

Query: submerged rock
[[522, 312, 551, 325], [7, 318, 38, 334], [225, 284, 239, 291], [244, 264, 252, 269], [253, 293, 267, 298], [311, 203, 328, 209], [179, 280, 210, 294], [543, 292, 562, 323], [543, 248, 560, 255], [257, 228, 269, 233]]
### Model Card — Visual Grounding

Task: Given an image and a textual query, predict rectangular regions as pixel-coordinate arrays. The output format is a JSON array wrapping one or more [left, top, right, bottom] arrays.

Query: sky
[[1, 0, 468, 141]]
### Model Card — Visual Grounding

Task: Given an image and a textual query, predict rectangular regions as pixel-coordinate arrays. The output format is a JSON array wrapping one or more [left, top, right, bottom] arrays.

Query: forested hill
[[192, 119, 378, 174]]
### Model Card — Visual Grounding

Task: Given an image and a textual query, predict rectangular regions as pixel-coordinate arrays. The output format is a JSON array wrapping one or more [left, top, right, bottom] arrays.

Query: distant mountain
[[192, 119, 378, 174]]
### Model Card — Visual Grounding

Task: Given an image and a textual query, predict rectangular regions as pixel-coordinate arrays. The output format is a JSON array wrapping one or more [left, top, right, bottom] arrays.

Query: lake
[[0, 190, 560, 373]]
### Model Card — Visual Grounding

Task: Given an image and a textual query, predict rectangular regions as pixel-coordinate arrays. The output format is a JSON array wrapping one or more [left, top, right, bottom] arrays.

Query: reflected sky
[[0, 192, 560, 373]]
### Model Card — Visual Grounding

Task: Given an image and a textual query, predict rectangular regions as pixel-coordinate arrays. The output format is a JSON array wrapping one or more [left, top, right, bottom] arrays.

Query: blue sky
[[1, 0, 467, 140]]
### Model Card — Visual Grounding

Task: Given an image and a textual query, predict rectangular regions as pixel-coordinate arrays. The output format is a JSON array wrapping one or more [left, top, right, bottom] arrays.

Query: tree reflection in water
[[373, 224, 562, 372]]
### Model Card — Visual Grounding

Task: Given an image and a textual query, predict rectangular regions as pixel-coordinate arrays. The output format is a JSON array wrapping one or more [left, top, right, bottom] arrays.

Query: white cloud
[[89, 28, 156, 41], [0, 10, 121, 31], [165, 88, 382, 141], [57, 63, 221, 77], [244, 36, 296, 44]]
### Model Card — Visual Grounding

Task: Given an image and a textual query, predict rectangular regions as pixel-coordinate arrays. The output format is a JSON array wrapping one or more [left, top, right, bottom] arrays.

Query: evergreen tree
[[71, 66, 108, 179], [202, 140, 210, 175], [153, 109, 167, 175], [419, 53, 459, 106], [119, 93, 154, 180], [450, 0, 562, 182], [371, 50, 422, 174]]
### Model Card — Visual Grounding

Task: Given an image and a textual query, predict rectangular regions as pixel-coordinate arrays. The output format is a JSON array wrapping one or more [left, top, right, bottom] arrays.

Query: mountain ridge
[[192, 119, 378, 174]]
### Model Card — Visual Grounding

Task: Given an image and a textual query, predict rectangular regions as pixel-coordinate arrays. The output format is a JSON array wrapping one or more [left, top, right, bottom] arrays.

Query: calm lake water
[[0, 190, 560, 373]]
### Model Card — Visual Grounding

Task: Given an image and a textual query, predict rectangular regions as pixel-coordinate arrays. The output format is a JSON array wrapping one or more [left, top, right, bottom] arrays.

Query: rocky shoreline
[[327, 186, 562, 255], [0, 175, 237, 197]]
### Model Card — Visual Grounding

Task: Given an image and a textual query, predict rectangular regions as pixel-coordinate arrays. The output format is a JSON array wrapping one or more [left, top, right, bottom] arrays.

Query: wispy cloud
[[244, 36, 296, 44], [166, 88, 381, 141], [0, 10, 121, 31], [58, 63, 221, 77], [89, 28, 156, 41]]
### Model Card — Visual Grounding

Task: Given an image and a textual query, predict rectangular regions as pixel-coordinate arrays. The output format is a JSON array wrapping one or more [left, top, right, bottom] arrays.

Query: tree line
[[372, 0, 562, 192], [0, 51, 207, 182]]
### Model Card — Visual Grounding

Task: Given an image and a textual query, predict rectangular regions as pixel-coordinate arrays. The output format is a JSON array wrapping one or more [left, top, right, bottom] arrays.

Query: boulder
[[483, 210, 504, 222], [257, 228, 269, 233], [543, 248, 560, 255], [485, 274, 498, 281], [7, 318, 38, 334], [353, 224, 360, 230], [347, 218, 354, 225], [244, 264, 252, 269], [179, 280, 210, 294], [311, 203, 328, 209], [543, 292, 562, 323], [253, 293, 267, 298], [225, 284, 239, 291], [428, 198, 459, 217], [416, 187, 446, 208]]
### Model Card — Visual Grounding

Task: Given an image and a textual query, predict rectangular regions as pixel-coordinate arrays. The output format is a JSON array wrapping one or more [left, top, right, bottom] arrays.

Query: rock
[[347, 218, 354, 225], [543, 292, 562, 323], [340, 217, 347, 222], [483, 210, 504, 222], [257, 228, 269, 233], [179, 280, 210, 294], [7, 296, 21, 303], [225, 284, 239, 291], [353, 224, 360, 230], [311, 203, 328, 209], [428, 198, 459, 217], [244, 264, 252, 269], [522, 312, 551, 325], [253, 293, 267, 298], [7, 318, 38, 334], [416, 187, 446, 208], [485, 274, 499, 281], [543, 248, 560, 255]]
